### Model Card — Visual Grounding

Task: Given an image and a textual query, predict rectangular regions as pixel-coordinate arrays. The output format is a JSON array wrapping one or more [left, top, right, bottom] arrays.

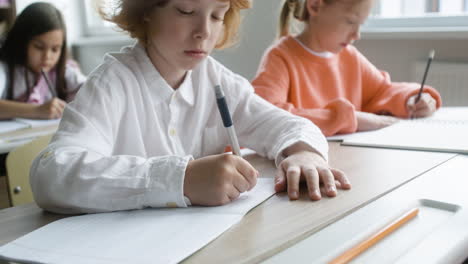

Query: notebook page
[[0, 178, 275, 264], [342, 108, 468, 153]]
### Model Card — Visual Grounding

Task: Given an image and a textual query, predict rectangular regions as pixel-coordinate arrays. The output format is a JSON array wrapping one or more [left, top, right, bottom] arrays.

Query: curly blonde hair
[[97, 0, 251, 49]]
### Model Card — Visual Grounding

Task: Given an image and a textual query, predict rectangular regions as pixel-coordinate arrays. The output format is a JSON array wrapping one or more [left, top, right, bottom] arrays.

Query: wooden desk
[[0, 125, 58, 208], [266, 155, 468, 263], [0, 143, 456, 263]]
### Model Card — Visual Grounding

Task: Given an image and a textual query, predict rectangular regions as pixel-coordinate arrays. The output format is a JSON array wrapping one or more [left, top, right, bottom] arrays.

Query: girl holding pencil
[[0, 2, 86, 120], [253, 0, 442, 136]]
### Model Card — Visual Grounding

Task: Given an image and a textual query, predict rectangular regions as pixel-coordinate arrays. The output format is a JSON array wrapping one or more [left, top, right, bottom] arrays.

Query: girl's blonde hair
[[279, 0, 361, 37], [98, 0, 251, 49], [279, 0, 308, 38]]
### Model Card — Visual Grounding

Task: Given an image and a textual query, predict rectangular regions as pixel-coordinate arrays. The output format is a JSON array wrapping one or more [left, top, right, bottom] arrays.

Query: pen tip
[[429, 50, 435, 59]]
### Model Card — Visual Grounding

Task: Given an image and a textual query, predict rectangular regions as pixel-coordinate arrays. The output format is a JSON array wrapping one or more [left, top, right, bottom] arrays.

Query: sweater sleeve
[[252, 48, 357, 136], [358, 50, 442, 118]]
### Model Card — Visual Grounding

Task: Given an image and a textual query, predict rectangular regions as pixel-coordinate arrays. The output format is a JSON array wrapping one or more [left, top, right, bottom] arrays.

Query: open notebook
[[0, 178, 275, 264], [341, 107, 468, 154]]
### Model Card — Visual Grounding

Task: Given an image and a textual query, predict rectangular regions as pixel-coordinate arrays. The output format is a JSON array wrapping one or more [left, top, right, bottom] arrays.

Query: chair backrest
[[6, 134, 53, 206]]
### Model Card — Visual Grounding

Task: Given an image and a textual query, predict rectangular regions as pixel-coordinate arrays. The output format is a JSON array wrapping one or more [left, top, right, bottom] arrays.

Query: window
[[364, 0, 468, 33], [82, 0, 121, 36]]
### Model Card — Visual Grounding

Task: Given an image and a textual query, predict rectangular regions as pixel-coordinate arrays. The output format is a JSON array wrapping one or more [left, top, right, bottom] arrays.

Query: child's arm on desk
[[0, 98, 66, 120]]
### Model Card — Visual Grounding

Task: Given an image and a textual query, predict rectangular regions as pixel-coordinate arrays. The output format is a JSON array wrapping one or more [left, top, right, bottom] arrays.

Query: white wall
[[73, 0, 282, 76], [355, 39, 468, 82], [211, 0, 280, 80]]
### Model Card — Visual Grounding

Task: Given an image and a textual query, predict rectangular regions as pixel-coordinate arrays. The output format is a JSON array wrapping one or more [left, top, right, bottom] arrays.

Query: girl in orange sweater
[[252, 0, 441, 136]]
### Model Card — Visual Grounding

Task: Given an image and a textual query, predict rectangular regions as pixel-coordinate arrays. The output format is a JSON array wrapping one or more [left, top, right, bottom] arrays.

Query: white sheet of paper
[[15, 118, 60, 128], [341, 107, 468, 153], [0, 120, 29, 134], [0, 178, 275, 264]]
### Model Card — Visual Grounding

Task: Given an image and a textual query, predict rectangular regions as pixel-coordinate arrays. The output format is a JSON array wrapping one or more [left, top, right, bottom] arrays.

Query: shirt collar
[[175, 70, 194, 106], [293, 37, 334, 58], [132, 42, 194, 106]]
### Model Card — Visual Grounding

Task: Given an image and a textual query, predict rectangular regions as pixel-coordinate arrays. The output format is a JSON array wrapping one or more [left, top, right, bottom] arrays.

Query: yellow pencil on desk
[[329, 207, 420, 264]]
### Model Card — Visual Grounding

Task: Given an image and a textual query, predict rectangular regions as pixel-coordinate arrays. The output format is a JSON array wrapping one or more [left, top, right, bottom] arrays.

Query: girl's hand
[[35, 98, 66, 119], [184, 154, 258, 206], [407, 93, 437, 118], [356, 111, 399, 132], [276, 150, 351, 201]]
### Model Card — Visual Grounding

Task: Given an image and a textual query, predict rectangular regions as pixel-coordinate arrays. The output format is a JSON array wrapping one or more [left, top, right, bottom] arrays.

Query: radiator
[[412, 61, 468, 106]]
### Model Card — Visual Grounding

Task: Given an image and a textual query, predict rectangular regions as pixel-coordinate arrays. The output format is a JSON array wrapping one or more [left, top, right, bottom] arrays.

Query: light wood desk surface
[[266, 155, 468, 263], [0, 143, 456, 263]]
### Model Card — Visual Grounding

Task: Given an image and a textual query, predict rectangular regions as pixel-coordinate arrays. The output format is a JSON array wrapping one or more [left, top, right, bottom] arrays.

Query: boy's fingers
[[274, 168, 286, 193], [232, 175, 250, 193], [235, 158, 258, 190], [318, 168, 337, 197], [303, 167, 321, 201], [286, 166, 301, 200], [331, 168, 351, 189], [226, 186, 241, 202]]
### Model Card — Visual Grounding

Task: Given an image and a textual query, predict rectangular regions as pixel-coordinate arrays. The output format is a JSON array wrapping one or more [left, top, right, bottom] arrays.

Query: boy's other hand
[[276, 150, 351, 201], [184, 154, 258, 206]]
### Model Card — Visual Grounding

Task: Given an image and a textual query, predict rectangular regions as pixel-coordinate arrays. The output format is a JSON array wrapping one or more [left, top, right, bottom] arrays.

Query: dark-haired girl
[[0, 2, 85, 120]]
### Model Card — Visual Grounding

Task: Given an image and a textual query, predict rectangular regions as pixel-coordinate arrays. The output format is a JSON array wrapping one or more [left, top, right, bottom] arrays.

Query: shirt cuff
[[144, 155, 194, 208]]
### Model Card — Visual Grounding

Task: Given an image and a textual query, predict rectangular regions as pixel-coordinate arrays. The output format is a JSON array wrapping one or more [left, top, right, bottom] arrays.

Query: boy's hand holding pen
[[182, 85, 258, 206]]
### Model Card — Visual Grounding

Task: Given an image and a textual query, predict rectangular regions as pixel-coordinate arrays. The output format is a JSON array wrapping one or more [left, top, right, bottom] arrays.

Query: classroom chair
[[5, 134, 53, 206]]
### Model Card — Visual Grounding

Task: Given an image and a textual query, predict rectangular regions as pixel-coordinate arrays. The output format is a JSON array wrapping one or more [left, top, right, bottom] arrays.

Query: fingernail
[[292, 191, 298, 198]]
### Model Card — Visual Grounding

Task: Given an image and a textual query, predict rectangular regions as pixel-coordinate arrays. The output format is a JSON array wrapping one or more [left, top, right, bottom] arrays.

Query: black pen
[[414, 50, 435, 104], [41, 69, 56, 97], [214, 85, 241, 156]]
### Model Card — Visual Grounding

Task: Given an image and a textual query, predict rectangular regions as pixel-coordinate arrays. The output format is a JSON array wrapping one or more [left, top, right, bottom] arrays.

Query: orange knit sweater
[[252, 36, 442, 136]]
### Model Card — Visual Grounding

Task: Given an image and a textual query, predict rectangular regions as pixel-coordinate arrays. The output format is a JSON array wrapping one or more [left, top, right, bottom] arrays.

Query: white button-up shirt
[[30, 43, 328, 214]]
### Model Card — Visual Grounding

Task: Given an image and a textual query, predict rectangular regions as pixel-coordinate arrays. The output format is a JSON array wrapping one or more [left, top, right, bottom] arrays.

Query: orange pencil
[[329, 207, 420, 264]]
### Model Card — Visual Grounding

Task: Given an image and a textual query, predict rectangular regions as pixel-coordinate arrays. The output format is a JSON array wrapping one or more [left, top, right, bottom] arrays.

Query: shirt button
[[169, 128, 176, 136]]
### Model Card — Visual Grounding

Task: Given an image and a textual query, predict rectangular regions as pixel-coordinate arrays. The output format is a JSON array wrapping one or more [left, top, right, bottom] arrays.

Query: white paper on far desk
[[0, 178, 275, 264], [0, 120, 29, 134], [0, 119, 59, 135], [15, 118, 60, 128], [341, 107, 468, 154]]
